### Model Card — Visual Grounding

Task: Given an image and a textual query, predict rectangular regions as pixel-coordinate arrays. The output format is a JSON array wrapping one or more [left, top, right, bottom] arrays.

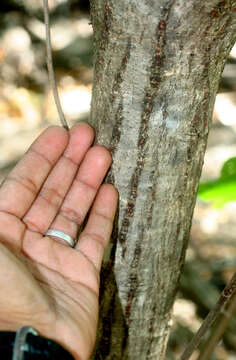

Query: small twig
[[180, 271, 236, 360], [43, 0, 69, 130], [198, 291, 236, 360]]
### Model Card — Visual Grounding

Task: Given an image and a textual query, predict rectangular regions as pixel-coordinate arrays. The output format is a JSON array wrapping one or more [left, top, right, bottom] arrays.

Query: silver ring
[[45, 229, 75, 247]]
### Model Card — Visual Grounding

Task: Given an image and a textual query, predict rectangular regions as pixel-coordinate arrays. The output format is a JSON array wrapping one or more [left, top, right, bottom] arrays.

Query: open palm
[[0, 123, 118, 360]]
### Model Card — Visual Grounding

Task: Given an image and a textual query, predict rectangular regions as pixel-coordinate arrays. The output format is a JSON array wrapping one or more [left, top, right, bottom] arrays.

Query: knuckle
[[8, 175, 38, 196], [60, 206, 84, 225], [39, 187, 64, 208], [86, 232, 106, 250]]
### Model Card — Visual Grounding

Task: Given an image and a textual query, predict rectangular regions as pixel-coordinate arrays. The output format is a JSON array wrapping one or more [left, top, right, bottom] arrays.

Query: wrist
[[0, 326, 75, 359]]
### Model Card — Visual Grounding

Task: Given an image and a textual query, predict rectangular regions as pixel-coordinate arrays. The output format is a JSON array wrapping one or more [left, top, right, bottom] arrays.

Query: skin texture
[[0, 123, 118, 360]]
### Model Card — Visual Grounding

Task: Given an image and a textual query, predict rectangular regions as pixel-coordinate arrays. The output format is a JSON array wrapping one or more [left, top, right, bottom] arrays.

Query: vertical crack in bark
[[122, 3, 174, 331], [173, 92, 211, 260], [106, 101, 123, 185], [110, 37, 132, 105], [94, 291, 116, 358], [100, 1, 113, 51], [166, 100, 212, 317], [106, 38, 132, 183], [97, 37, 132, 355], [96, 198, 125, 357], [146, 300, 157, 356], [93, 1, 114, 83]]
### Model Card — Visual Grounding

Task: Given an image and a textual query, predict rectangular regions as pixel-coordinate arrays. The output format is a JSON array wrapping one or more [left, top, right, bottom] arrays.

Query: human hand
[[0, 123, 118, 360]]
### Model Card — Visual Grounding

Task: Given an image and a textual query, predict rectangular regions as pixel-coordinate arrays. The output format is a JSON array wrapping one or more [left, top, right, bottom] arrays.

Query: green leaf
[[198, 157, 236, 208], [221, 157, 236, 178]]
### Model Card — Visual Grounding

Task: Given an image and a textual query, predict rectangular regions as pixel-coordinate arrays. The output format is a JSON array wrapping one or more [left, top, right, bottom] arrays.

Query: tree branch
[[43, 0, 69, 130], [198, 291, 236, 360], [180, 271, 236, 360]]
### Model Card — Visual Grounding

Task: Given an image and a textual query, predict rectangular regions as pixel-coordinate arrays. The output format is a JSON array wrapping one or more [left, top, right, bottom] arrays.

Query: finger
[[0, 127, 68, 218], [23, 123, 95, 234], [46, 146, 112, 246], [76, 184, 118, 271]]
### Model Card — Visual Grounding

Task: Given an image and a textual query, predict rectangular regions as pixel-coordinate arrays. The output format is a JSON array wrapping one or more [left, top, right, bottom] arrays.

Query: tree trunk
[[89, 1, 236, 358]]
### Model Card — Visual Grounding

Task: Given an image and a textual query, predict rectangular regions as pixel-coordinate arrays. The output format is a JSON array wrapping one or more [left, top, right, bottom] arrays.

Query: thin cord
[[43, 0, 69, 130]]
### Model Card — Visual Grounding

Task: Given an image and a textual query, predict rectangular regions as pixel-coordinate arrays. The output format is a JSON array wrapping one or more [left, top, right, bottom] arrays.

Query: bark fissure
[[107, 38, 132, 161], [121, 4, 174, 331]]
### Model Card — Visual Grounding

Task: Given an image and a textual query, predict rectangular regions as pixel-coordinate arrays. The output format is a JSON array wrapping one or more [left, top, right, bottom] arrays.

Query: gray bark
[[89, 1, 236, 358]]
